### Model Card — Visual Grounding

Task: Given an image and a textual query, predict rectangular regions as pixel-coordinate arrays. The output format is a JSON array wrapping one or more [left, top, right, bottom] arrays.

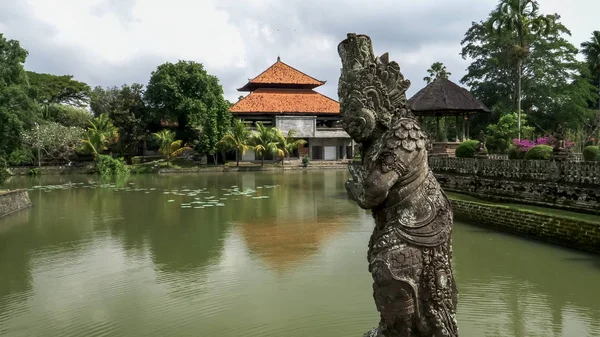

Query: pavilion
[[230, 57, 352, 161], [407, 77, 490, 157]]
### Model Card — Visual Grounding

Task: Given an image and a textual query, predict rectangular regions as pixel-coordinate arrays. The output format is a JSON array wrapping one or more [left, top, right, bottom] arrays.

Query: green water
[[1, 171, 599, 337]]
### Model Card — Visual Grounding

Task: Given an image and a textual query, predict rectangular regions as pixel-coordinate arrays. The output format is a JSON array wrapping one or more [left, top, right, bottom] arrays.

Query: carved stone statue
[[337, 33, 458, 337], [476, 130, 489, 158]]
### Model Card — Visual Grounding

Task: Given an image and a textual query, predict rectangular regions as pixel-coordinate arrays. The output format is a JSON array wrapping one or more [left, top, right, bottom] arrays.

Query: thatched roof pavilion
[[407, 77, 490, 117], [407, 77, 490, 155]]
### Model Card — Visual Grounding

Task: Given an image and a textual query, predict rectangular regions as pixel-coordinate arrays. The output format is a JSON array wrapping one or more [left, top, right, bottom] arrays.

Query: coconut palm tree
[[423, 62, 451, 84], [153, 129, 193, 165], [274, 129, 307, 166], [581, 31, 600, 111], [249, 123, 284, 166], [488, 0, 553, 141], [81, 113, 119, 159], [217, 119, 252, 167]]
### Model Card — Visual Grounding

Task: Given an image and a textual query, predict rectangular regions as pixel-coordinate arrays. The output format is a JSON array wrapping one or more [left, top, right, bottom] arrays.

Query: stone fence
[[429, 157, 600, 214], [429, 157, 600, 186]]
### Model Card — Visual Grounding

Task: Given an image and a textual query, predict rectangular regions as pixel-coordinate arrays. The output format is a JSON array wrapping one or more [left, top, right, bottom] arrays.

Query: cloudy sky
[[0, 0, 597, 102]]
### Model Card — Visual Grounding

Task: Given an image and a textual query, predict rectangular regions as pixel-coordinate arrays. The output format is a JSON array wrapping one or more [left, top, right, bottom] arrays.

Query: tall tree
[[423, 62, 451, 84], [274, 129, 306, 166], [81, 113, 119, 159], [487, 0, 553, 140], [217, 119, 251, 167], [461, 9, 596, 135], [144, 60, 231, 157], [581, 31, 600, 111], [0, 33, 38, 157], [249, 123, 283, 166], [26, 71, 91, 109]]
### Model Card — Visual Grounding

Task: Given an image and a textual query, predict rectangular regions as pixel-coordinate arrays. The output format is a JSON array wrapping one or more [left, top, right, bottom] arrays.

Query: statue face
[[340, 96, 376, 143]]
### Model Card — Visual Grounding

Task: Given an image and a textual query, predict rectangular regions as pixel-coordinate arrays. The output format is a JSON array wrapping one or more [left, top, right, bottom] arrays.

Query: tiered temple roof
[[230, 57, 339, 115]]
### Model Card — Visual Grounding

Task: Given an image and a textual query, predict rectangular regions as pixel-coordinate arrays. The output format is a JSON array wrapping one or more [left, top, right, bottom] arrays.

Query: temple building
[[229, 57, 352, 161]]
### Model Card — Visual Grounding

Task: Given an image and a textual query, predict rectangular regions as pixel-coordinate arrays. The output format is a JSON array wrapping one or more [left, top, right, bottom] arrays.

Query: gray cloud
[[1, 0, 595, 104]]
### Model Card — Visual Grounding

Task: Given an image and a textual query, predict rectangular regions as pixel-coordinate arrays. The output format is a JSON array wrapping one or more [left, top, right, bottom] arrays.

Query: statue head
[[337, 33, 412, 145]]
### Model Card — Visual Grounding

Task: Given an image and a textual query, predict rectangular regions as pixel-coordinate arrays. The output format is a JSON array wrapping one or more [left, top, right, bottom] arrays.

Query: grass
[[446, 191, 600, 223]]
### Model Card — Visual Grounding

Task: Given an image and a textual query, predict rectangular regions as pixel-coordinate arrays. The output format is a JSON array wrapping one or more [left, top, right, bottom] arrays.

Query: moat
[[1, 170, 599, 337]]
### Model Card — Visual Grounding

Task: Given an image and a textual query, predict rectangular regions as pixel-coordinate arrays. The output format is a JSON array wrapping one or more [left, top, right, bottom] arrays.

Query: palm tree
[[153, 130, 193, 165], [81, 113, 119, 159], [274, 129, 307, 166], [581, 31, 600, 111], [488, 0, 552, 141], [423, 62, 451, 84], [249, 123, 284, 166], [217, 119, 251, 167]]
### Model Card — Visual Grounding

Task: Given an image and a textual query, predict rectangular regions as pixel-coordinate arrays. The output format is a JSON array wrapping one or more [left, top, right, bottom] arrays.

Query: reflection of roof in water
[[238, 216, 347, 273]]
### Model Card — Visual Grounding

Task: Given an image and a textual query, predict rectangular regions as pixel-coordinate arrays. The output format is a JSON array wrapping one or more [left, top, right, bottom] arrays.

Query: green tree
[[152, 129, 193, 164], [0, 33, 38, 157], [90, 85, 119, 117], [274, 129, 307, 165], [485, 112, 534, 153], [249, 123, 283, 166], [0, 157, 9, 186], [90, 84, 154, 156], [144, 60, 231, 158], [81, 113, 119, 159], [217, 119, 251, 167], [44, 103, 92, 128], [461, 7, 596, 136], [26, 71, 90, 108], [581, 31, 600, 111], [487, 0, 553, 140], [423, 62, 451, 84]]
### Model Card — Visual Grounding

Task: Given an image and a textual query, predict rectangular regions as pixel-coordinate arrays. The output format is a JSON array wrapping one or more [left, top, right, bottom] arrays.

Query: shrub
[[455, 140, 480, 158], [507, 145, 524, 159], [524, 145, 553, 160], [0, 157, 9, 186], [583, 146, 600, 162], [302, 156, 310, 167], [95, 155, 129, 176], [8, 147, 35, 166], [28, 168, 41, 176]]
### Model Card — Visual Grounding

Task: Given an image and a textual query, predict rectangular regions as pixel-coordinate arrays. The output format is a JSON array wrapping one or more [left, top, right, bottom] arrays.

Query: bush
[[28, 168, 41, 176], [583, 146, 600, 162], [455, 140, 480, 158], [95, 155, 129, 176], [0, 157, 9, 186], [507, 145, 524, 159], [524, 145, 553, 160], [302, 156, 310, 167], [8, 147, 35, 166]]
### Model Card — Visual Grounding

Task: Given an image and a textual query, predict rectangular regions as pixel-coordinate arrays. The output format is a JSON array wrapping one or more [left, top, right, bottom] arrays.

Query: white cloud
[[0, 0, 597, 102]]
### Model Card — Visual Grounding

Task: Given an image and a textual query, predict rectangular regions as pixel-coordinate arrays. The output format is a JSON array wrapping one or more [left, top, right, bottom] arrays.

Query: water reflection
[[454, 223, 600, 336], [0, 171, 599, 337]]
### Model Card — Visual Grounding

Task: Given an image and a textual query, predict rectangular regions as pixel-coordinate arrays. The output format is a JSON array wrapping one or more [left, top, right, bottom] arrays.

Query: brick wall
[[450, 199, 600, 254]]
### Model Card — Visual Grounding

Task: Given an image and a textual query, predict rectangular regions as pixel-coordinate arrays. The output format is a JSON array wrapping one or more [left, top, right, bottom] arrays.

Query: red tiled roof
[[229, 88, 339, 114], [238, 58, 325, 91]]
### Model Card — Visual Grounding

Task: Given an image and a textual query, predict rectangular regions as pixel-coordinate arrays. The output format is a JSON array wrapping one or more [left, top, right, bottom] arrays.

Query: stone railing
[[428, 157, 600, 186]]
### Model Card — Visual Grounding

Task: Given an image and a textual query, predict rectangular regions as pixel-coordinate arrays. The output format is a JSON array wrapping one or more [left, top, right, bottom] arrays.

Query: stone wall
[[450, 199, 600, 254], [430, 157, 600, 214], [9, 165, 95, 176], [0, 189, 32, 218]]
